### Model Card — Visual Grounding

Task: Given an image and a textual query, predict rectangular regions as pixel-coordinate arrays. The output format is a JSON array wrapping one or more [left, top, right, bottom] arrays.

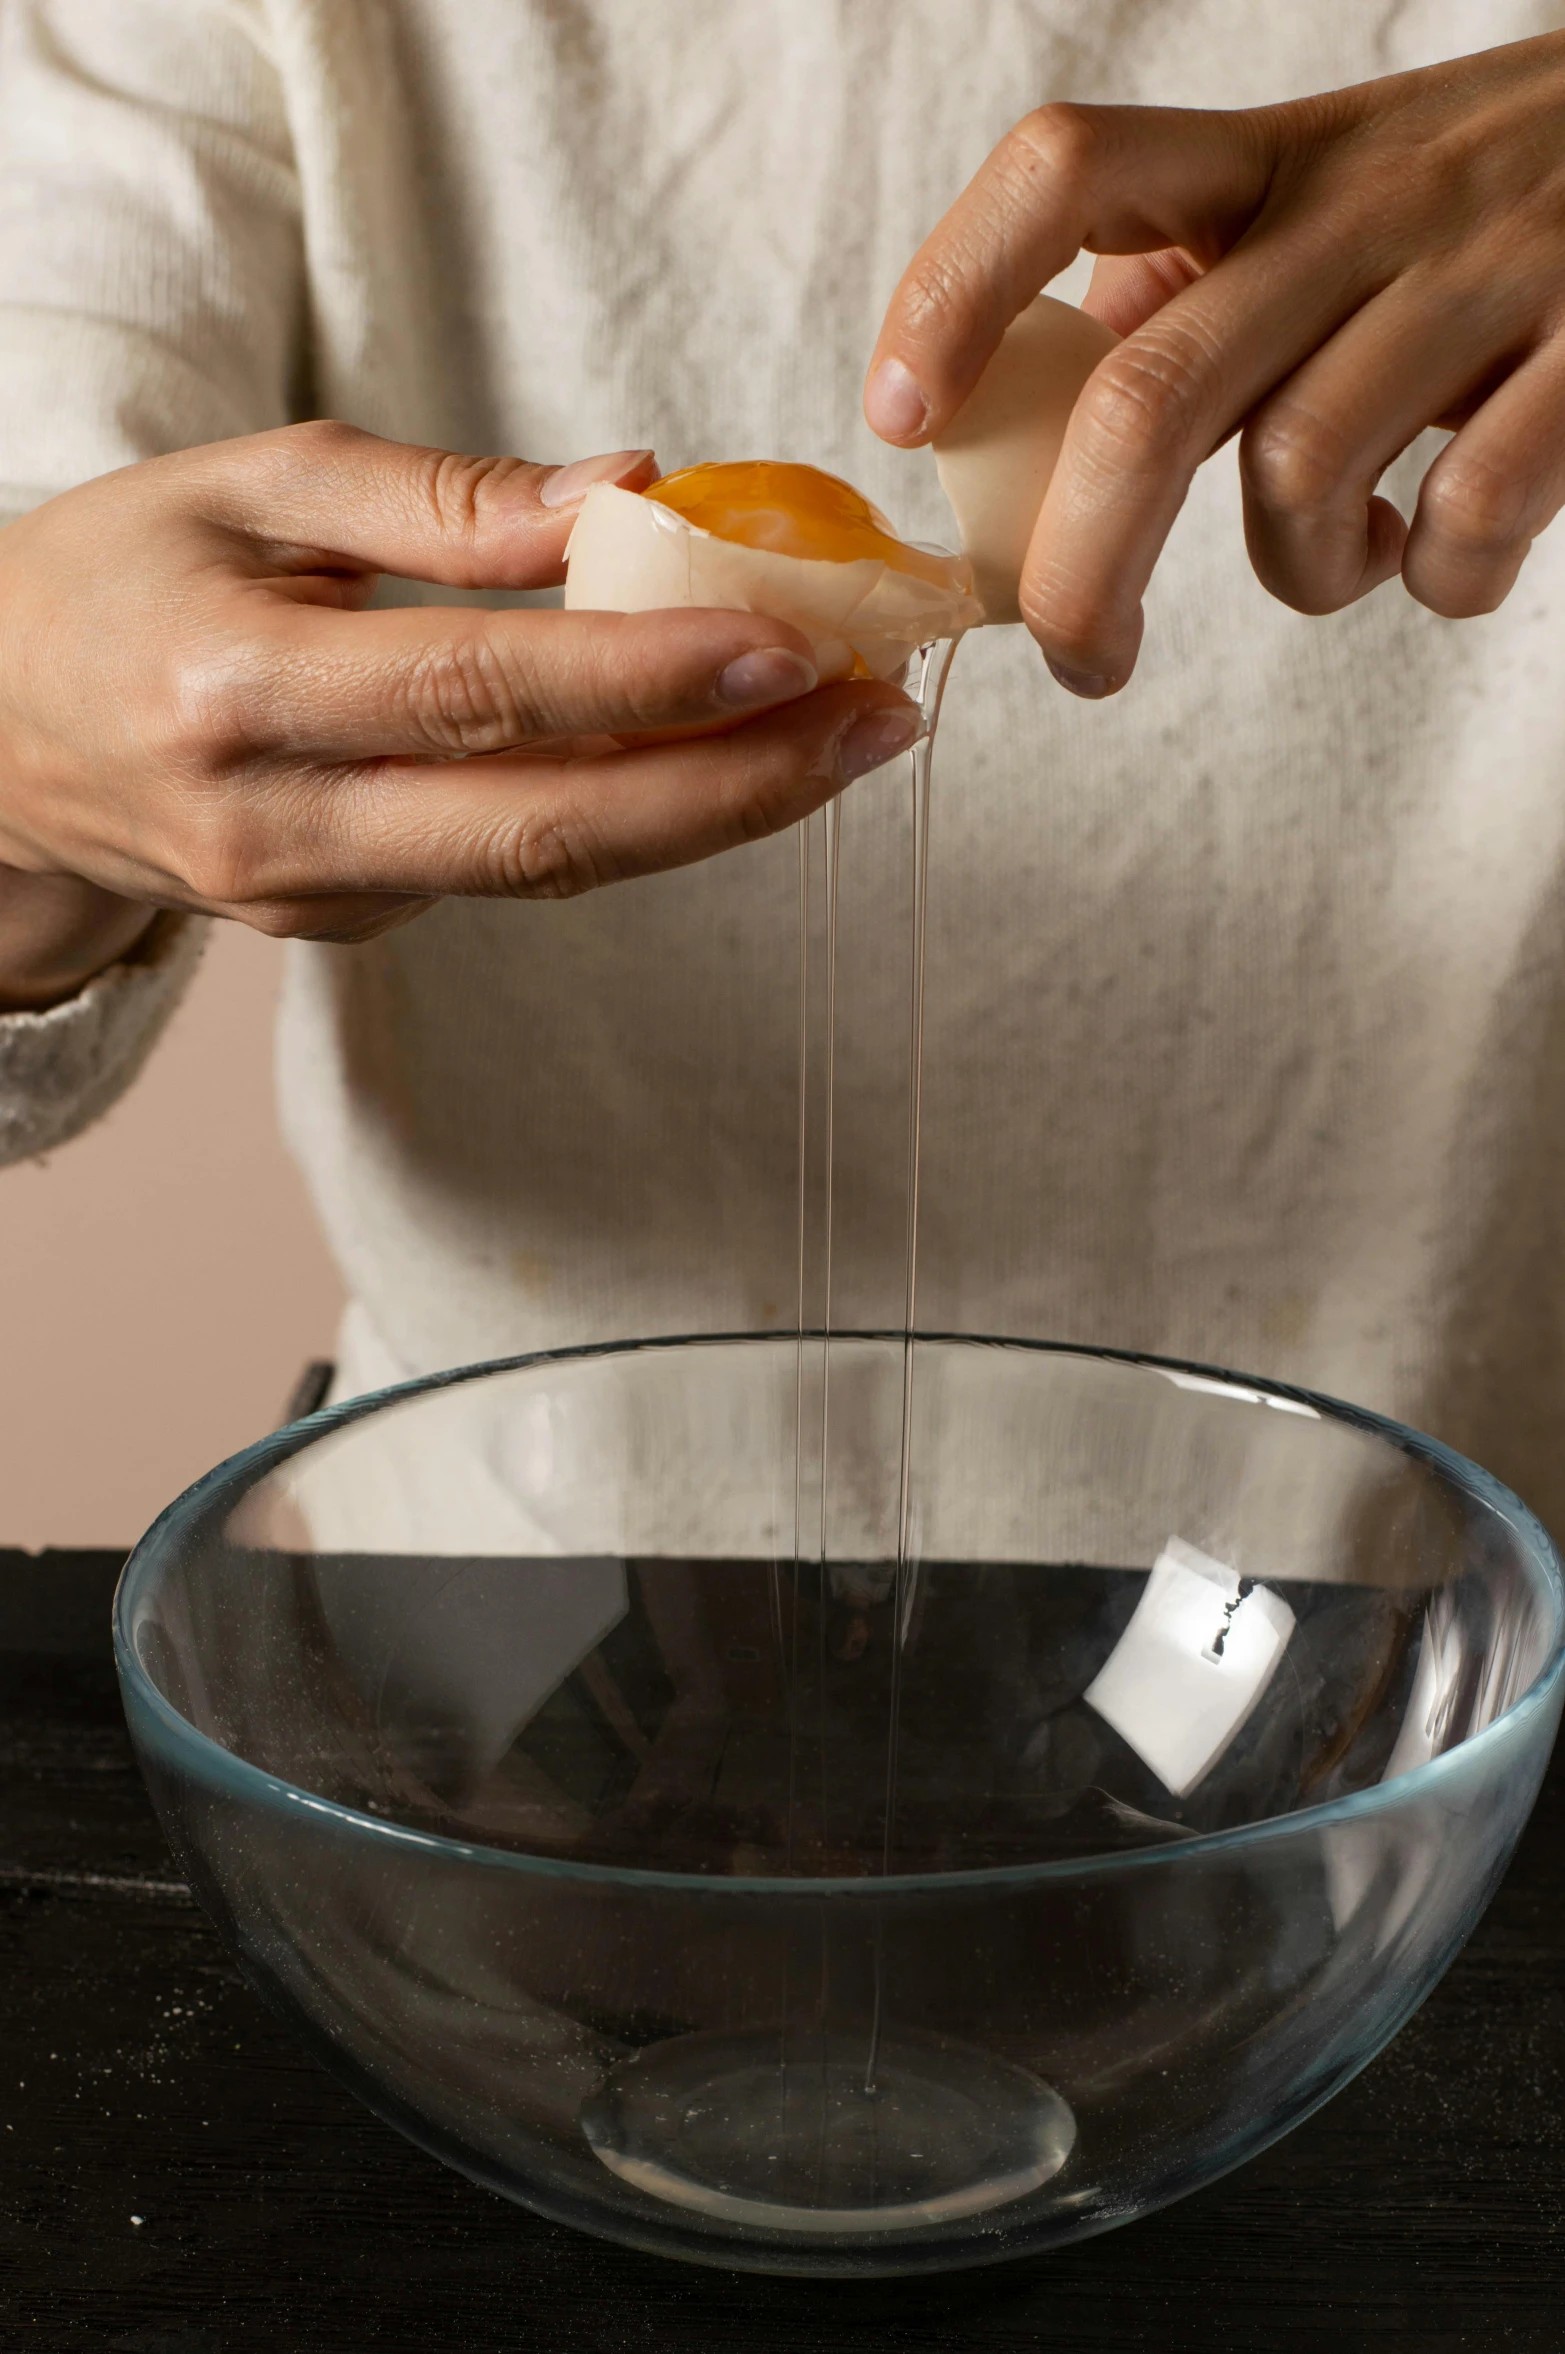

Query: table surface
[[2, 1549, 1561, 2354]]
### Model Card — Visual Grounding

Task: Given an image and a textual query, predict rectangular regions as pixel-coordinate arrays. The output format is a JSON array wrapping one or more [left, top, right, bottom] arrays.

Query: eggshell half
[[933, 295, 1120, 624], [564, 484, 981, 680]]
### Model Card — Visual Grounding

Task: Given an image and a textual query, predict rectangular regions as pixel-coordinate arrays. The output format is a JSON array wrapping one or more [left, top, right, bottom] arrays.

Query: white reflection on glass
[[1158, 1369, 1320, 1419], [1381, 1590, 1465, 1784], [1084, 1536, 1296, 1798]]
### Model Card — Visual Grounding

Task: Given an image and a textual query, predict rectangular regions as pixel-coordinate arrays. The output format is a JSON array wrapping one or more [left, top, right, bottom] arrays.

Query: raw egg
[[932, 295, 1120, 624], [564, 459, 980, 679]]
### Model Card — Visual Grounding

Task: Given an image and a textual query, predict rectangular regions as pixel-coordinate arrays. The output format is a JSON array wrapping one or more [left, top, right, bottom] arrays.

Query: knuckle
[[403, 626, 539, 754], [1241, 404, 1351, 516], [405, 448, 523, 562], [1075, 330, 1214, 472], [1421, 452, 1528, 556], [174, 813, 259, 909], [735, 783, 799, 846], [1409, 123, 1498, 230], [1008, 102, 1105, 190], [159, 641, 263, 776], [897, 104, 1112, 349], [279, 416, 368, 469], [167, 772, 300, 909], [488, 803, 608, 899]]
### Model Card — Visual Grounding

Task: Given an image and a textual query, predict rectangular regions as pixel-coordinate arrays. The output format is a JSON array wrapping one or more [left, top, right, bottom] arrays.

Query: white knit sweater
[[6, 0, 1565, 1530]]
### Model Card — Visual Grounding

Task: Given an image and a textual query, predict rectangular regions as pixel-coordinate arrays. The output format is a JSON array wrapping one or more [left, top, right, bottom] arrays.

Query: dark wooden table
[[2, 1548, 1560, 2353]]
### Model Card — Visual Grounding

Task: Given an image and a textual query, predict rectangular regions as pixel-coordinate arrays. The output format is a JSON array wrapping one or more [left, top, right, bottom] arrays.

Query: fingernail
[[833, 705, 925, 782], [714, 647, 819, 709], [1046, 658, 1114, 700], [864, 357, 929, 443], [539, 448, 656, 508]]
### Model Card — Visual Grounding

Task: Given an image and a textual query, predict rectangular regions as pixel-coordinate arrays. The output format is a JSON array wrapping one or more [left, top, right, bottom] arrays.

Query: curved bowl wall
[[115, 1335, 1565, 2276]]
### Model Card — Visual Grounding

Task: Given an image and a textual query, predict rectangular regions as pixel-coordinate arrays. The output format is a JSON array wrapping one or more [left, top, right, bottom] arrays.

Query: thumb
[[864, 102, 1277, 445], [191, 424, 657, 591]]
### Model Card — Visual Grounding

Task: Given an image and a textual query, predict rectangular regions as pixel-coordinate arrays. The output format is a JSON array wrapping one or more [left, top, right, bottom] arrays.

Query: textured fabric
[[6, 2, 1565, 1529], [0, 910, 205, 1162]]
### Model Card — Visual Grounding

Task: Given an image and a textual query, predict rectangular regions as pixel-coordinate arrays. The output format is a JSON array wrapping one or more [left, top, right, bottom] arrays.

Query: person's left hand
[[866, 32, 1565, 695]]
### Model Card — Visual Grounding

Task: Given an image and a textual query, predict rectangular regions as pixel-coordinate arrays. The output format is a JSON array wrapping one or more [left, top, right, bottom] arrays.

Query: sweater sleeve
[[0, 0, 304, 1153], [0, 910, 208, 1166]]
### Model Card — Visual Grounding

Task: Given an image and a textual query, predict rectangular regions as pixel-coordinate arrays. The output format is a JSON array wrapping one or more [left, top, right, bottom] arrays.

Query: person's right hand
[[0, 425, 922, 1005]]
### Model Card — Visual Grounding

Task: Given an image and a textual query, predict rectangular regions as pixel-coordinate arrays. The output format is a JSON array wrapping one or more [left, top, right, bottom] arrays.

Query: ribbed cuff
[[0, 909, 209, 1165]]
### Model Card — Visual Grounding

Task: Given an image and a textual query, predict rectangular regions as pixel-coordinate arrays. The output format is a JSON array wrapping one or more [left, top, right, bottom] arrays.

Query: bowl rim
[[113, 1330, 1565, 1899]]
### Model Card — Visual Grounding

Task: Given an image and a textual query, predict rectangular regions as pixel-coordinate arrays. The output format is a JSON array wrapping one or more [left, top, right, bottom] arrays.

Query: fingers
[[184, 422, 658, 592], [253, 603, 825, 759], [1237, 279, 1524, 615], [1403, 335, 1565, 618], [1019, 219, 1384, 689], [1083, 247, 1205, 338], [864, 103, 1276, 445], [188, 681, 924, 916]]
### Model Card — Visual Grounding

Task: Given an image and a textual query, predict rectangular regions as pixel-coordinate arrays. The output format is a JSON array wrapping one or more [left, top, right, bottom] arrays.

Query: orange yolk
[[644, 460, 955, 589]]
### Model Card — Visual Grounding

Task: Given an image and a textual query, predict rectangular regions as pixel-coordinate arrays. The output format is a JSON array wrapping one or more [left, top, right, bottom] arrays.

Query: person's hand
[[866, 33, 1565, 695], [0, 426, 921, 1006]]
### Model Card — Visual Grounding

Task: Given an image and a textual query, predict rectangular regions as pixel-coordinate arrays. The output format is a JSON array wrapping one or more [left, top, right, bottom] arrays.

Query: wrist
[[0, 867, 162, 1012]]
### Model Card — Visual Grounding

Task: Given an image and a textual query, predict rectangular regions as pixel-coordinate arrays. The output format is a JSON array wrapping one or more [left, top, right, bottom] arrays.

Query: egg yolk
[[644, 460, 955, 588]]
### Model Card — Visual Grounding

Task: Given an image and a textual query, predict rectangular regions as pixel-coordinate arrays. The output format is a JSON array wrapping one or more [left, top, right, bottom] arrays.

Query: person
[[4, 2, 1565, 1530]]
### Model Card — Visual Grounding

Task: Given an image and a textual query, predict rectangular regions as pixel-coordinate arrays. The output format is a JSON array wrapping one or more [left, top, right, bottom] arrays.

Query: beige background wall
[[0, 925, 345, 1551]]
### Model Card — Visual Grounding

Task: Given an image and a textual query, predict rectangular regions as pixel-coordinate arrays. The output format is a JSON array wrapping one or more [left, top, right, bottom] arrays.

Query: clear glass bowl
[[113, 1335, 1565, 2277]]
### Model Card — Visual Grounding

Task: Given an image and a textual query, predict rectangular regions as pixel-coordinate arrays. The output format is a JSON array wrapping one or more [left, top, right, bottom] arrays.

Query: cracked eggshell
[[933, 295, 1120, 624], [564, 484, 981, 680]]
